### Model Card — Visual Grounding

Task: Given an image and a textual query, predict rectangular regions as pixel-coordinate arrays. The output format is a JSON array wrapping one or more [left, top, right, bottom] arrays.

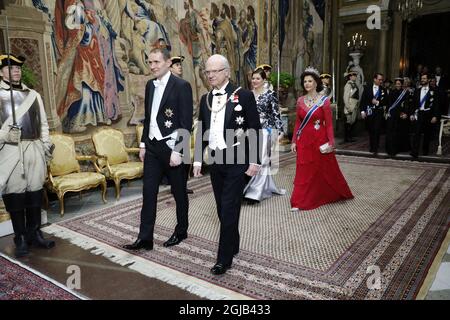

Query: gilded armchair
[[92, 128, 143, 199], [46, 134, 107, 216], [136, 123, 144, 145]]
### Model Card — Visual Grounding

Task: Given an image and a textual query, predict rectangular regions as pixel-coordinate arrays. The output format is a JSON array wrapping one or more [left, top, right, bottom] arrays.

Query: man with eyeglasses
[[123, 48, 193, 251], [193, 54, 261, 275], [360, 73, 388, 155]]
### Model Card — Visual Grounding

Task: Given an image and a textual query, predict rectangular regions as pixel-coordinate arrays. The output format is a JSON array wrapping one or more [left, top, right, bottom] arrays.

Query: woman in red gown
[[290, 68, 353, 211]]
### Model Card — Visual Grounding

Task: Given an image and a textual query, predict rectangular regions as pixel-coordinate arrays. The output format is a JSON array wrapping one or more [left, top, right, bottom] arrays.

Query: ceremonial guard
[[0, 54, 55, 257], [320, 73, 333, 101], [170, 56, 185, 78], [342, 71, 359, 142]]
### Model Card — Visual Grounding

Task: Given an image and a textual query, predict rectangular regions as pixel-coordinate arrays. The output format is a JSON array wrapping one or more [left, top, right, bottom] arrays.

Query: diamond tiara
[[304, 66, 320, 77]]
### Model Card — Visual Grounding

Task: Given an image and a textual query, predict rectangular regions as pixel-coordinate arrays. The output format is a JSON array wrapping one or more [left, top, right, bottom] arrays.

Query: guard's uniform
[[0, 54, 54, 257]]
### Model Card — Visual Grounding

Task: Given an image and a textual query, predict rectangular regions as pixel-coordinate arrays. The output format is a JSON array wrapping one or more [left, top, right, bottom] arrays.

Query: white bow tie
[[154, 79, 165, 88], [212, 89, 226, 96]]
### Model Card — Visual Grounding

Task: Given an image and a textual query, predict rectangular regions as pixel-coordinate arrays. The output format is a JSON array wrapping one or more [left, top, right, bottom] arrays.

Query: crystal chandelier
[[397, 0, 424, 22]]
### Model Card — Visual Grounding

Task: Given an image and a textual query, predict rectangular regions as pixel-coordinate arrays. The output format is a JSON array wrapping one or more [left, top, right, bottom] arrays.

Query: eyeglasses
[[203, 68, 226, 76]]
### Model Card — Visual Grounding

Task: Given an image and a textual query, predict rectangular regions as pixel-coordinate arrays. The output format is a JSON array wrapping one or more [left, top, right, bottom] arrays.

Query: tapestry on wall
[[257, 0, 324, 93], [292, 0, 324, 91], [32, 0, 259, 132]]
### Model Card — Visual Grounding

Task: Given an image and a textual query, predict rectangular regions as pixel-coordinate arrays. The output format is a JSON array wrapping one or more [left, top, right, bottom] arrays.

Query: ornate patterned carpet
[[0, 253, 81, 300], [43, 154, 450, 300]]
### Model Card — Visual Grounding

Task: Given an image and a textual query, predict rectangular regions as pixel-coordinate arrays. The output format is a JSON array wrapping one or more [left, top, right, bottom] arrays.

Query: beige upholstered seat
[[136, 124, 144, 145], [92, 128, 143, 199], [46, 134, 107, 216]]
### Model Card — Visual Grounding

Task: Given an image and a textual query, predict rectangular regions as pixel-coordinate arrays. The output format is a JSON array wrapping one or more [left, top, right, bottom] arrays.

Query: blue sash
[[374, 87, 381, 100], [296, 96, 328, 140], [367, 87, 381, 116], [420, 91, 430, 109], [387, 89, 407, 117]]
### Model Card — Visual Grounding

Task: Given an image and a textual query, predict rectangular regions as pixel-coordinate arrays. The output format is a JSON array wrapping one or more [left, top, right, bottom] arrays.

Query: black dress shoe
[[123, 239, 153, 250], [163, 233, 187, 247], [210, 263, 231, 275], [187, 188, 194, 194]]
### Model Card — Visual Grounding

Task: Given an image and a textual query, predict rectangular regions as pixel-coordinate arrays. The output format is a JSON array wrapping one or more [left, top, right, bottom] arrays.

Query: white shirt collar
[[161, 71, 171, 83], [212, 81, 229, 95], [154, 71, 171, 87]]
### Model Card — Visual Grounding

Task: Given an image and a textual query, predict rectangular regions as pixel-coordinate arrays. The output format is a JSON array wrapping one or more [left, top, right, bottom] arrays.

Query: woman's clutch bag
[[319, 142, 330, 154]]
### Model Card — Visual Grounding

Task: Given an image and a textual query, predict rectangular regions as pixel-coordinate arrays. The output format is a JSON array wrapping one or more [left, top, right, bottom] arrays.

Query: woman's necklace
[[304, 94, 319, 108]]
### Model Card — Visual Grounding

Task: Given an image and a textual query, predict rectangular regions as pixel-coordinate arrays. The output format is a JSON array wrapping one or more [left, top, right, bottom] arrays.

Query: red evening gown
[[290, 97, 353, 210]]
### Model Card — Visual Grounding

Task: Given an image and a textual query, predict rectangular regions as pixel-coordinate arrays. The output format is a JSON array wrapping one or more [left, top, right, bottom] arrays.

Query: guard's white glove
[[0, 126, 21, 144], [44, 142, 55, 162]]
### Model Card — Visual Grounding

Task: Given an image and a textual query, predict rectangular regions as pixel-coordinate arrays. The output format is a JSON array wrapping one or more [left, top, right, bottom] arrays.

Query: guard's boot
[[344, 123, 351, 142], [14, 235, 29, 258], [31, 229, 55, 249], [26, 207, 55, 249], [347, 124, 356, 142], [9, 210, 29, 258]]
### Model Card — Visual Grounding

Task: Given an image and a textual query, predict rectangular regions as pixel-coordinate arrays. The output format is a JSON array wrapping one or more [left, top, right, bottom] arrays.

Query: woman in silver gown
[[244, 68, 286, 204]]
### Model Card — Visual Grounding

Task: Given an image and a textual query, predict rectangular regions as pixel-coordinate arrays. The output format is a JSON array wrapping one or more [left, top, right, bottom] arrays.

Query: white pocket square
[[234, 104, 242, 112]]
